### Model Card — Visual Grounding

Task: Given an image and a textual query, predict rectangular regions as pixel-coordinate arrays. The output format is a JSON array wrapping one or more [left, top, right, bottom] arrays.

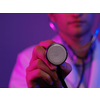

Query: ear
[[48, 13, 56, 22]]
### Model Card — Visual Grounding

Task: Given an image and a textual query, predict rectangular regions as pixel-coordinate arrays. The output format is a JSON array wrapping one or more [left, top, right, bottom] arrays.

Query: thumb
[[60, 62, 72, 79]]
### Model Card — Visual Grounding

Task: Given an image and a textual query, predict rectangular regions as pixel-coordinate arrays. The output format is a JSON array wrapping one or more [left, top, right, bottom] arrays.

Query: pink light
[[49, 22, 56, 32]]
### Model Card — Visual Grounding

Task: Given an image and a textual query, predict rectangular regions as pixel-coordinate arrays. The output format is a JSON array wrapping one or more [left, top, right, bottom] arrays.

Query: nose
[[71, 13, 83, 18]]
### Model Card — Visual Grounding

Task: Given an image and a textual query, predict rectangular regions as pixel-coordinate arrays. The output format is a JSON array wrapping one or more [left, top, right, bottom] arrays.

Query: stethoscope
[[46, 19, 99, 88]]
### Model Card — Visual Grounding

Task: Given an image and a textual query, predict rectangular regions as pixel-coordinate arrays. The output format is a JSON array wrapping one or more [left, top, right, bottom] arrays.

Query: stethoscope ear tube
[[57, 65, 68, 88]]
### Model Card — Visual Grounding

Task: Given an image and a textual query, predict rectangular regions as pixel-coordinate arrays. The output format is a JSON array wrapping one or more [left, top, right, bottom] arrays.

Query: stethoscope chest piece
[[46, 43, 68, 65]]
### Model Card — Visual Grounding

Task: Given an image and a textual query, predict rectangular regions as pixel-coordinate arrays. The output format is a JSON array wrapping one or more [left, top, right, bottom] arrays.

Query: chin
[[74, 33, 85, 38], [71, 27, 87, 37], [70, 34, 84, 42], [70, 30, 87, 40]]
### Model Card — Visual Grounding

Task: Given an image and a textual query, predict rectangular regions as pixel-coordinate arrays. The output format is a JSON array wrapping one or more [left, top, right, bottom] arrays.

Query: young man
[[9, 13, 100, 88]]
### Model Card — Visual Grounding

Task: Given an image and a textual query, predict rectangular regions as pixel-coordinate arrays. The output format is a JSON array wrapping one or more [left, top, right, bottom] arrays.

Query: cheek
[[89, 13, 100, 33], [86, 14, 95, 26], [55, 13, 70, 28], [56, 20, 69, 32]]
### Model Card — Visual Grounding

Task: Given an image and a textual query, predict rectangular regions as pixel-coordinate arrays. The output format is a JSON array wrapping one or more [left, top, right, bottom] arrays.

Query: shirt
[[9, 35, 100, 88]]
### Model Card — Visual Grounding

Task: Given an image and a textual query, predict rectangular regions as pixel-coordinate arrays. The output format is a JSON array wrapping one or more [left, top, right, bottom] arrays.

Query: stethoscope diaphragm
[[46, 43, 68, 65]]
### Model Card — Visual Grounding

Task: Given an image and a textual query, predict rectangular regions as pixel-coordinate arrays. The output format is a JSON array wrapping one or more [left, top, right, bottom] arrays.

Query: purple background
[[0, 13, 56, 87], [0, 13, 100, 88]]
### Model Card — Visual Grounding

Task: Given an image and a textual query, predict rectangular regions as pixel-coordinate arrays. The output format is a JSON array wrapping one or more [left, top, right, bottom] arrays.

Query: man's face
[[52, 13, 95, 38]]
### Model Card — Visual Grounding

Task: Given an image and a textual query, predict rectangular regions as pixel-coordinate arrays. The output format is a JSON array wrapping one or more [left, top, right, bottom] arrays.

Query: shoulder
[[16, 45, 35, 68], [9, 45, 36, 88], [52, 35, 63, 43], [16, 35, 62, 68], [19, 45, 35, 59]]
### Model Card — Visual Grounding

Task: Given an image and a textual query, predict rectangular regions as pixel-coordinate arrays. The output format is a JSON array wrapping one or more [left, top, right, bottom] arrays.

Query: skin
[[26, 40, 72, 88], [49, 13, 97, 57], [26, 13, 99, 88]]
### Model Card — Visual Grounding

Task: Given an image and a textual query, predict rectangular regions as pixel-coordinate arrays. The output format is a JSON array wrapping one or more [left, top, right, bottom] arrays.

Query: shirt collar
[[60, 36, 96, 66]]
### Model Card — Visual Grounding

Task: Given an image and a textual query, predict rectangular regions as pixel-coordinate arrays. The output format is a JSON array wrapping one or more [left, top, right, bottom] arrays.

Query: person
[[9, 13, 100, 88]]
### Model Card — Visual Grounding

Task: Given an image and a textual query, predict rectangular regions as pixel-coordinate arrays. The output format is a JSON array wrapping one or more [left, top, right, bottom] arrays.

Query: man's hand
[[26, 40, 72, 88]]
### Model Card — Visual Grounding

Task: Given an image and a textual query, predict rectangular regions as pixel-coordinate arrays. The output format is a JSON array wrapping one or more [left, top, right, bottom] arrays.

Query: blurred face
[[51, 13, 95, 38]]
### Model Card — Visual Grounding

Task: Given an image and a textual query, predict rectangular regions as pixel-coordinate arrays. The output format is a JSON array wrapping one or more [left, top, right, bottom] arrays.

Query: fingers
[[60, 62, 72, 79], [27, 69, 53, 86], [31, 44, 57, 70], [26, 59, 58, 81], [39, 40, 55, 49], [26, 40, 72, 88], [26, 40, 58, 88]]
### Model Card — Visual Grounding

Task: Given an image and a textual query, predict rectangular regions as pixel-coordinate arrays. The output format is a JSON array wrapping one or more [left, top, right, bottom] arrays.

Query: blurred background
[[0, 13, 100, 88], [0, 13, 56, 88]]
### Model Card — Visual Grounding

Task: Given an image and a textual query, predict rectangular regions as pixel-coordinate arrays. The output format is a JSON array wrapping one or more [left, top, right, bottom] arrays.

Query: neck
[[59, 32, 92, 58]]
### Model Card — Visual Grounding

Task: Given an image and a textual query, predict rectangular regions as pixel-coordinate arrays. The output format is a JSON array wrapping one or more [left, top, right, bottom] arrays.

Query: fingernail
[[61, 63, 66, 69], [50, 81, 53, 85], [47, 76, 53, 85], [50, 64, 57, 70], [54, 74, 58, 81]]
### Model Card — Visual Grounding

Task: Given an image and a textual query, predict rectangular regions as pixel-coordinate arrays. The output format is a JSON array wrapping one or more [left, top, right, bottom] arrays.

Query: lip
[[68, 21, 86, 25]]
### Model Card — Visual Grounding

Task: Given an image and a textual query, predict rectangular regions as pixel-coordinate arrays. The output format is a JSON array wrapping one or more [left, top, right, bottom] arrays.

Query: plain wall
[[0, 13, 100, 88], [0, 13, 56, 87]]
